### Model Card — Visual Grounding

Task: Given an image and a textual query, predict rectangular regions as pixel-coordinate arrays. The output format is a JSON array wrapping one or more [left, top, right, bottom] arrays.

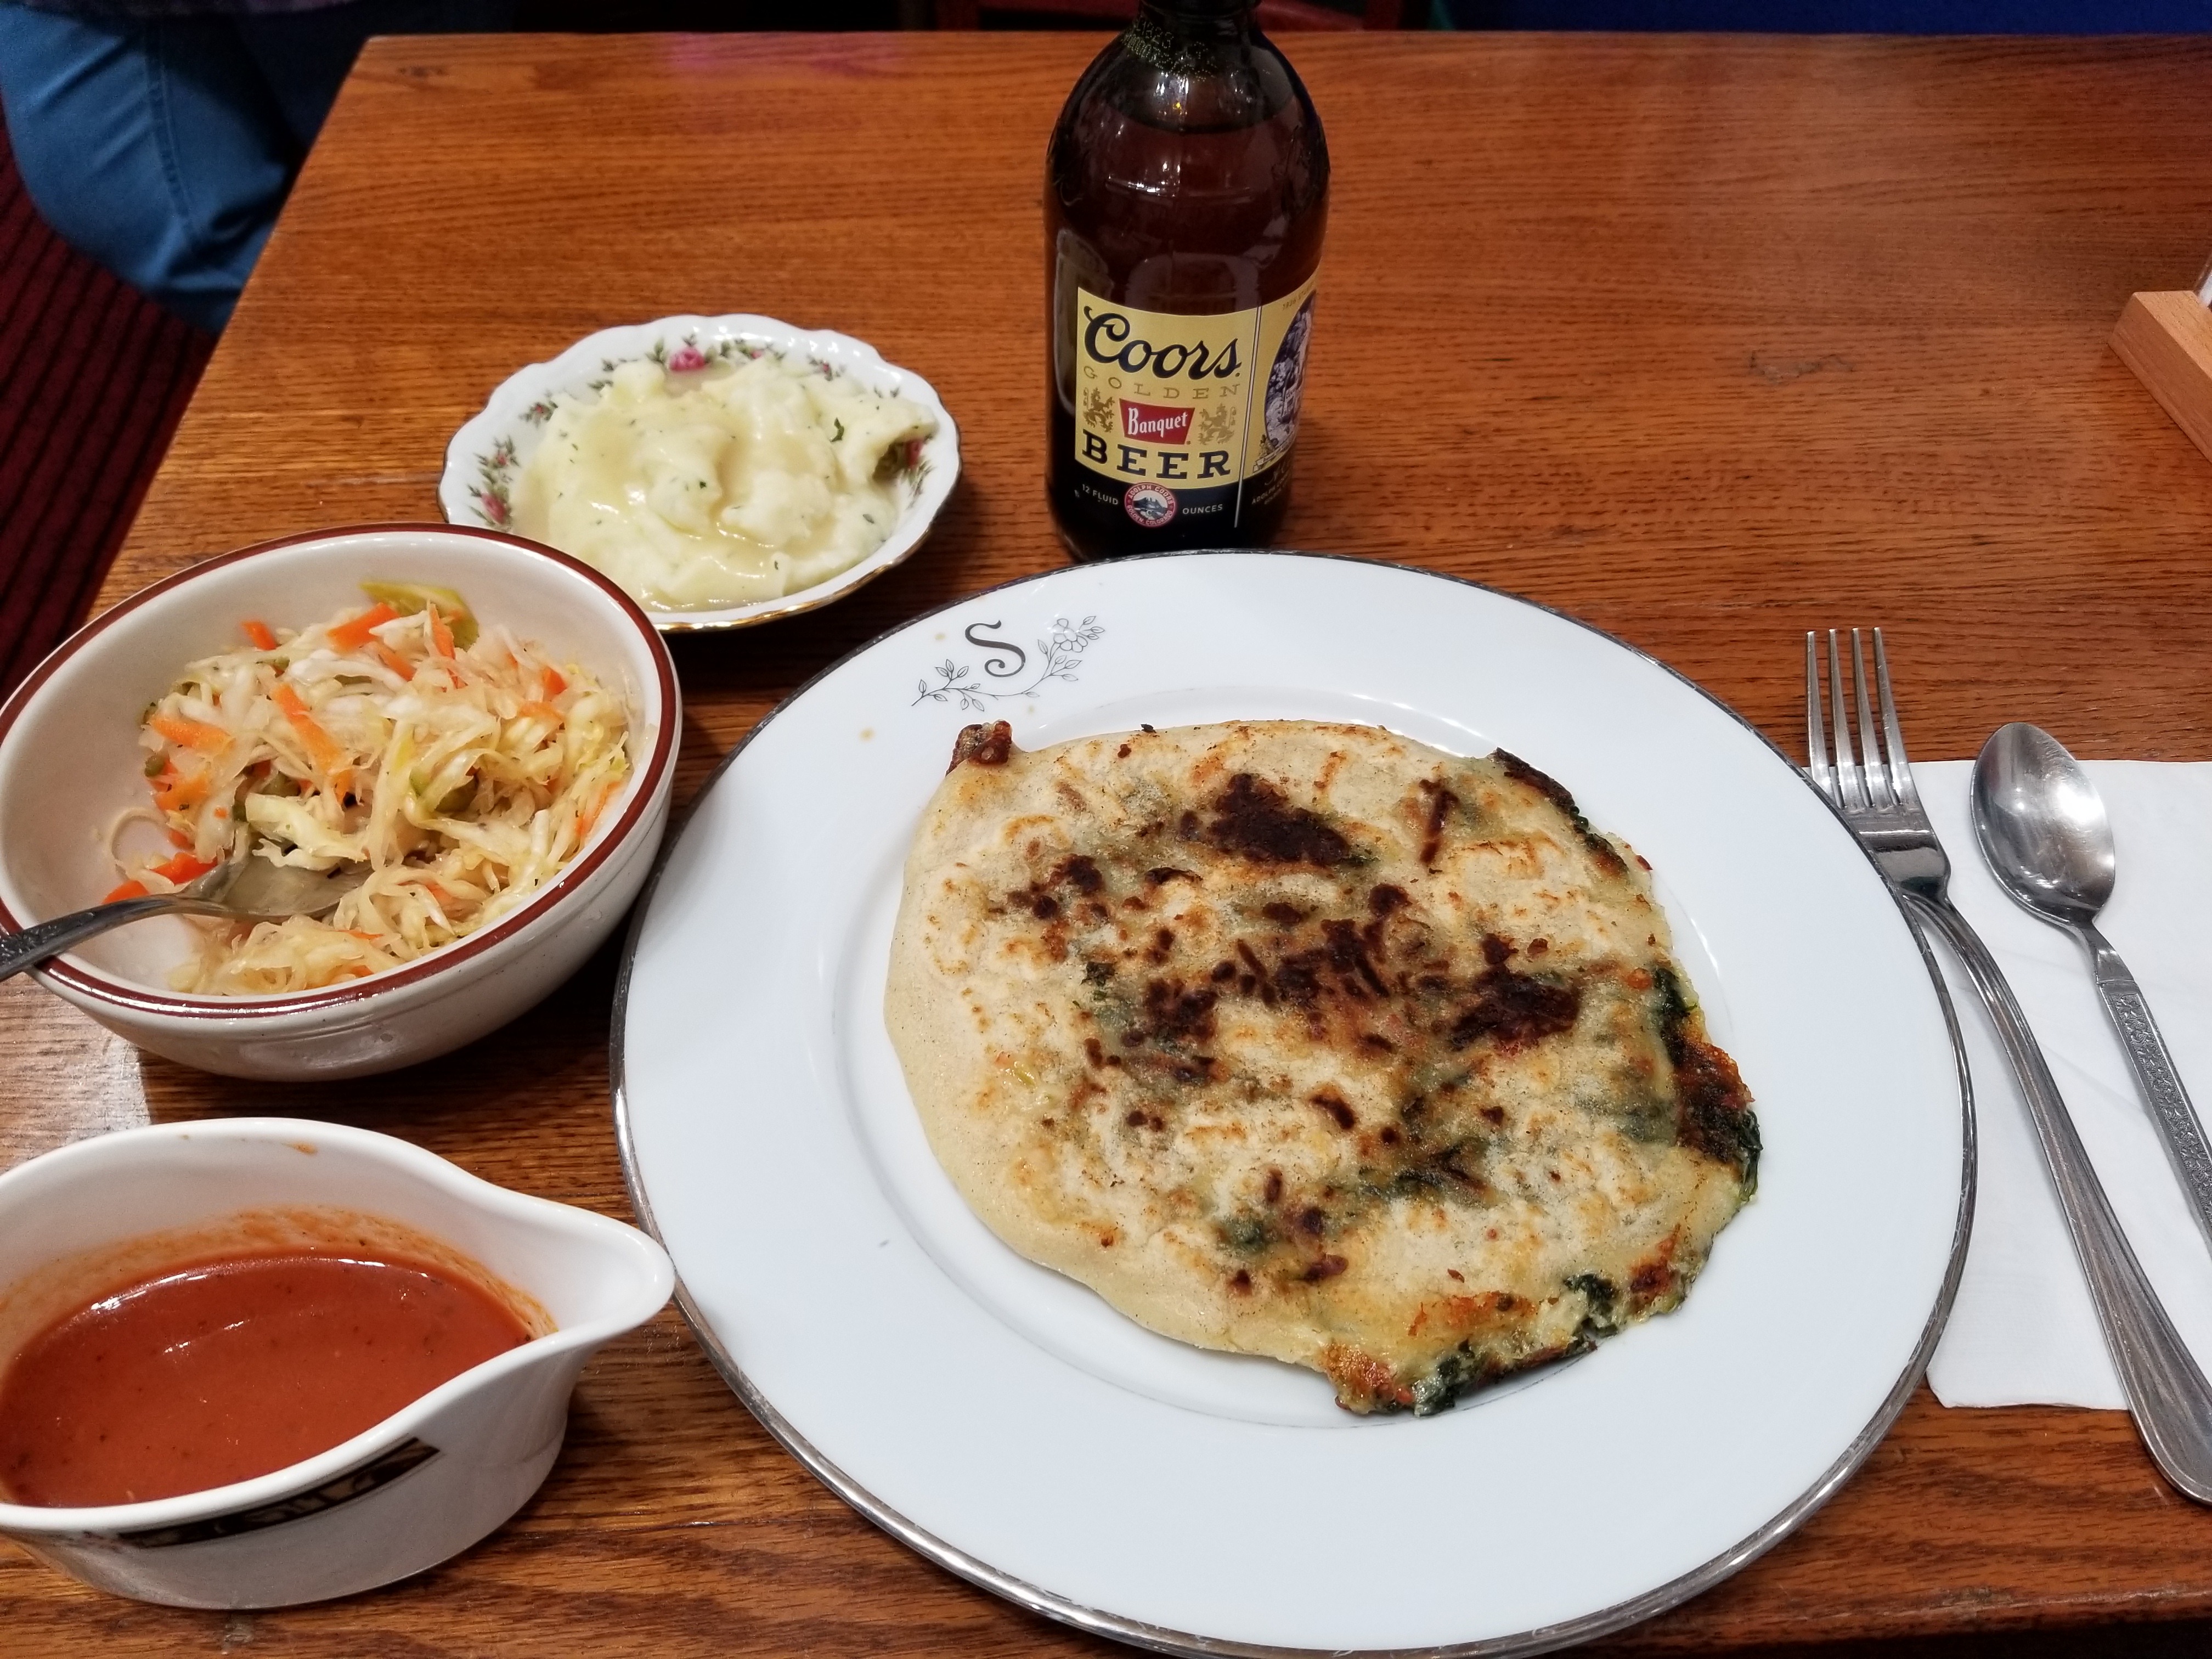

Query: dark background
[[512, 0, 2212, 30]]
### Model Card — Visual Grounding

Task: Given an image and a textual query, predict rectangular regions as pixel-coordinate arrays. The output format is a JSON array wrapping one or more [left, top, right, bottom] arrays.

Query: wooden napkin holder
[[2112, 291, 2212, 464]]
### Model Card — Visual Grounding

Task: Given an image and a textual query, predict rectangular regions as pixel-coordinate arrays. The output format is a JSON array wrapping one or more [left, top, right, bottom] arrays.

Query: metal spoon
[[1972, 721, 2212, 1253], [0, 856, 370, 983]]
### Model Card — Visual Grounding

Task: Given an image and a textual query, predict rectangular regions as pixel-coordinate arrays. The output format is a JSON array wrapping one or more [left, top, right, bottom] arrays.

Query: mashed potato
[[512, 353, 936, 611]]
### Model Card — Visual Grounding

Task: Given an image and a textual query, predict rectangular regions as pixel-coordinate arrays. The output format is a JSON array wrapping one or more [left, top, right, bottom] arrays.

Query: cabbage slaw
[[113, 585, 630, 995]]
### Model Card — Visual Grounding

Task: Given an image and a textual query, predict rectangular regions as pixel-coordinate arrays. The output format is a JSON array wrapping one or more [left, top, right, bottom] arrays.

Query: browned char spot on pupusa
[[1009, 853, 1107, 925], [1674, 1032, 1759, 1177], [1321, 919, 1390, 997], [1121, 978, 1219, 1059], [1448, 963, 1581, 1051], [1627, 1233, 1680, 1310], [1310, 1089, 1357, 1130], [1416, 777, 1459, 866], [1321, 1344, 1414, 1411], [950, 721, 1013, 771], [1655, 966, 1760, 1182], [1056, 854, 1103, 894], [1200, 774, 1354, 867]]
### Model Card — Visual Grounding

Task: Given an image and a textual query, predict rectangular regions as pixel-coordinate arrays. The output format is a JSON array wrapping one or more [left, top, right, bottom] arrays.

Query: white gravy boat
[[0, 1118, 673, 1606]]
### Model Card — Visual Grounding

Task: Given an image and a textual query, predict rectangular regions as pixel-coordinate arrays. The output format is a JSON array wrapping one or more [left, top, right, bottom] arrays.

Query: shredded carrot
[[242, 619, 278, 651], [517, 700, 563, 727], [103, 880, 149, 904], [328, 602, 399, 654], [150, 852, 217, 885], [154, 768, 210, 812], [541, 666, 566, 698], [150, 711, 230, 754], [166, 826, 193, 849], [345, 929, 383, 943], [370, 641, 415, 681], [427, 604, 456, 658], [575, 776, 621, 840], [272, 682, 347, 778]]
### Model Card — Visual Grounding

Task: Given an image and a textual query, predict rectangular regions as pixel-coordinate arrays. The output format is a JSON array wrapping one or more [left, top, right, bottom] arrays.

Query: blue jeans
[[0, 0, 511, 332]]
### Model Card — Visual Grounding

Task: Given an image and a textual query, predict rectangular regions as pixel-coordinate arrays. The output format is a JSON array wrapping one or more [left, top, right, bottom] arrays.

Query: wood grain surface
[[5, 29, 2212, 1655]]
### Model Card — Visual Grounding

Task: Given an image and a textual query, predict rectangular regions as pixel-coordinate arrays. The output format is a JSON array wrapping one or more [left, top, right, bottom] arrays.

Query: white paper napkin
[[1908, 760, 2212, 1409]]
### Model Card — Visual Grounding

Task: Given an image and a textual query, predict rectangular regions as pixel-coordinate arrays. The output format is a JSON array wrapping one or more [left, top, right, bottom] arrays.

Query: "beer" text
[[1082, 431, 1231, 479]]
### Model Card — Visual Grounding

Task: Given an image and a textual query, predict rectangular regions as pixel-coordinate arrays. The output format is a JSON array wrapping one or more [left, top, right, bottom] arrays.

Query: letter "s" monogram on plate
[[963, 624, 1028, 679]]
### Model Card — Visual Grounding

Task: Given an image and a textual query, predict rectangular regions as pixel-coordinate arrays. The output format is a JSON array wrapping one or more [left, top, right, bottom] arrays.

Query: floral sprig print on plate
[[649, 333, 770, 377], [913, 616, 1104, 711], [894, 442, 932, 505], [512, 334, 774, 429], [473, 437, 518, 527]]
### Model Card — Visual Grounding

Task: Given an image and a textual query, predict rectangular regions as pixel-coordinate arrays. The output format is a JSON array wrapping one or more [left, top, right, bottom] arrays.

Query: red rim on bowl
[[0, 525, 680, 1020]]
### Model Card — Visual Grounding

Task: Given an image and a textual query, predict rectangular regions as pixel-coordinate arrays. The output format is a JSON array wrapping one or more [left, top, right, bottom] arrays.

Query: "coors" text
[[1082, 307, 1242, 380]]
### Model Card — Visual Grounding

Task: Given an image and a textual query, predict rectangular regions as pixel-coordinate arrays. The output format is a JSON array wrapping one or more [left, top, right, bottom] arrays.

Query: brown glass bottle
[[1045, 0, 1328, 561]]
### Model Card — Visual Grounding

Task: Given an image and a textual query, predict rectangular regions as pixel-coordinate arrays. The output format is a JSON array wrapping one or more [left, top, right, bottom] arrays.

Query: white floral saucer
[[439, 314, 960, 633]]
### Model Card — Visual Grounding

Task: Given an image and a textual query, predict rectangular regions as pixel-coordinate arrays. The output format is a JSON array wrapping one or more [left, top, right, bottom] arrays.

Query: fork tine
[[1827, 631, 1868, 811], [1850, 629, 1894, 810], [1871, 627, 1921, 809], [1804, 631, 1837, 801]]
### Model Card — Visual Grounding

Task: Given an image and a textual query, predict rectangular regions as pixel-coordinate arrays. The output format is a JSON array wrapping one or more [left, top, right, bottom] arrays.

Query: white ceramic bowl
[[0, 1118, 674, 1607], [439, 313, 961, 631], [0, 526, 680, 1079]]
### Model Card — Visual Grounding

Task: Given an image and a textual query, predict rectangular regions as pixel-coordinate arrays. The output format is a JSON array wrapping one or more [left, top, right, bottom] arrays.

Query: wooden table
[[6, 28, 2212, 1656]]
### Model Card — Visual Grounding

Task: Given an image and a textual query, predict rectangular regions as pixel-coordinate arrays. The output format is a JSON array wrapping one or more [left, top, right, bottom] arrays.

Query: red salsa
[[0, 1251, 531, 1508]]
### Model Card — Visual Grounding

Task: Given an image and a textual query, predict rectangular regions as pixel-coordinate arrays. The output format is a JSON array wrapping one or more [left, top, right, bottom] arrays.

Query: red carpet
[[0, 125, 211, 703]]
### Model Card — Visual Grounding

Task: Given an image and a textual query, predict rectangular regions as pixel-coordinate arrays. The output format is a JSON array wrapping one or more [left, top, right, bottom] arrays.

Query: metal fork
[[1808, 628, 2212, 1503]]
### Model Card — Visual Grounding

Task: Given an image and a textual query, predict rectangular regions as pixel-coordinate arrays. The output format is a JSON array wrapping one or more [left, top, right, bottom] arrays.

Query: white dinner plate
[[614, 551, 1971, 1656]]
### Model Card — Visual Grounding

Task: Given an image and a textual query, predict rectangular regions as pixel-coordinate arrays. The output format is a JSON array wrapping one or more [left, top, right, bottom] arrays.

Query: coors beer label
[[1068, 277, 1317, 530]]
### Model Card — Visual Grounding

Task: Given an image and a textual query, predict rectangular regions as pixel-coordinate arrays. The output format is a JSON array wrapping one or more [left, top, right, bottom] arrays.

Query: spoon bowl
[[0, 856, 369, 986], [188, 854, 369, 921], [1972, 720, 2212, 1260], [1972, 721, 2116, 929]]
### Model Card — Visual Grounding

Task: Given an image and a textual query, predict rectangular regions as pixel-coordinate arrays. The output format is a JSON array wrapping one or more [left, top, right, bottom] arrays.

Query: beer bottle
[[1045, 0, 1329, 561]]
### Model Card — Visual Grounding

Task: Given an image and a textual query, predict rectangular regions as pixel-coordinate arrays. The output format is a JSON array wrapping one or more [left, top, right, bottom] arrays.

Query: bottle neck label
[[1069, 278, 1317, 518]]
